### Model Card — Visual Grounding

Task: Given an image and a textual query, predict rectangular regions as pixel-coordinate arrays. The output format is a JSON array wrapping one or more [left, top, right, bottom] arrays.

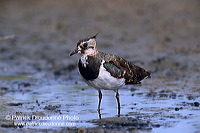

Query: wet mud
[[0, 0, 200, 133]]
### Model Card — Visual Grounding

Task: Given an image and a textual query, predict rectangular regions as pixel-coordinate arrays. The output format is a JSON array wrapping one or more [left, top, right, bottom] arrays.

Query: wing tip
[[145, 71, 151, 79]]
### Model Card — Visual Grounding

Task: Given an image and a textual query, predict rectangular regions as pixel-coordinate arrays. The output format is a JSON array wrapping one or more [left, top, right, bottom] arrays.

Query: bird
[[70, 33, 150, 118]]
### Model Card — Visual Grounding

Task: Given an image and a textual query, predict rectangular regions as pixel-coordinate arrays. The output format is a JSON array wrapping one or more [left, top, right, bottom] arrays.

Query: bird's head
[[70, 32, 99, 56]]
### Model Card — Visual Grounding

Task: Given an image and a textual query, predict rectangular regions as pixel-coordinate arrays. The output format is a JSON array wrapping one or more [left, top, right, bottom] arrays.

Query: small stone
[[194, 102, 199, 107], [187, 95, 195, 100], [175, 107, 179, 111], [7, 103, 22, 106], [170, 93, 177, 99], [159, 93, 168, 97], [0, 87, 8, 91], [24, 83, 31, 87], [54, 70, 61, 76], [153, 124, 161, 127], [44, 105, 59, 110]]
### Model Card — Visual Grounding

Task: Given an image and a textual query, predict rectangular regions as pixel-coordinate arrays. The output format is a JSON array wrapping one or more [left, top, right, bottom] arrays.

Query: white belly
[[85, 63, 125, 90]]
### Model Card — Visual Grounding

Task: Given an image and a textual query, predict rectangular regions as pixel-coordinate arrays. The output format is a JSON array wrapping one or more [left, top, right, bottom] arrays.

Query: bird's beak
[[69, 48, 78, 56]]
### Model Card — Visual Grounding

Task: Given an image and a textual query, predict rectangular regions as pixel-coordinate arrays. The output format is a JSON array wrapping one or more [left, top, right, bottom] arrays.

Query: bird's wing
[[103, 54, 150, 84]]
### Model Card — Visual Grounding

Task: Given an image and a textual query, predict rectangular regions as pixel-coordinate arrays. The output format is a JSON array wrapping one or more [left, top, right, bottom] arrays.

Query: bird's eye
[[83, 43, 88, 48]]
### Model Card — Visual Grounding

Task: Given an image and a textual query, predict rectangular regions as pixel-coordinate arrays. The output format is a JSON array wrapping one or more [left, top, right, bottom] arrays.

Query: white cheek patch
[[85, 48, 95, 55]]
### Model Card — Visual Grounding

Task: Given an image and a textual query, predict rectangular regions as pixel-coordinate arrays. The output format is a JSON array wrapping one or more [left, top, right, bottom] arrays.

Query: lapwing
[[70, 33, 150, 118]]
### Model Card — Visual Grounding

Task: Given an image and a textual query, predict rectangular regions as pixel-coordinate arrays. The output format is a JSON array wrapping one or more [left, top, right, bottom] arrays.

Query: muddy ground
[[0, 0, 200, 133]]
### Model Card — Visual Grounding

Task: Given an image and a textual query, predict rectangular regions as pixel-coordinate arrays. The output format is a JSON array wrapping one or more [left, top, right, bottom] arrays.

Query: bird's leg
[[97, 90, 102, 119], [115, 90, 120, 117]]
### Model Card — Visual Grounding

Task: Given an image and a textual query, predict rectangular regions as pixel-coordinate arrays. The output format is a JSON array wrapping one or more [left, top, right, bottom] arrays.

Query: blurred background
[[0, 0, 200, 132], [0, 0, 199, 79]]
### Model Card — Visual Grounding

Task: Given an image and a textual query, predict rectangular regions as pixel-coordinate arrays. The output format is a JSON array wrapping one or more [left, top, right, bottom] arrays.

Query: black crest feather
[[91, 32, 99, 39]]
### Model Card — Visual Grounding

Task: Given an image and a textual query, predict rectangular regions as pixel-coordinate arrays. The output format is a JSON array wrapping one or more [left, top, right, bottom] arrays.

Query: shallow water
[[1, 80, 199, 132], [1, 0, 200, 132]]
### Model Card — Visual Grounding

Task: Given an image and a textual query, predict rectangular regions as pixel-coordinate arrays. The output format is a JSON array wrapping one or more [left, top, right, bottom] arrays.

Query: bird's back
[[101, 52, 150, 85]]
